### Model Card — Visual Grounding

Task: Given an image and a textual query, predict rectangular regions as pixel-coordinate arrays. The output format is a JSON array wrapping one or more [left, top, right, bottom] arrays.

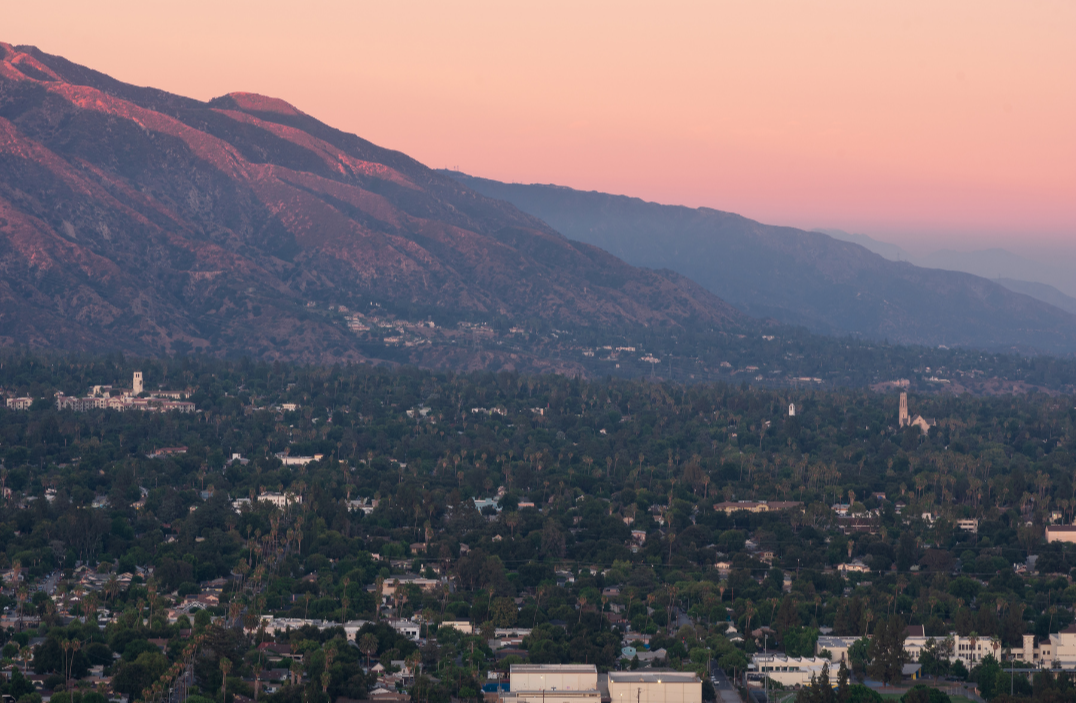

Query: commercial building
[[747, 655, 830, 688], [1046, 526, 1076, 544], [607, 672, 701, 703], [505, 664, 600, 703]]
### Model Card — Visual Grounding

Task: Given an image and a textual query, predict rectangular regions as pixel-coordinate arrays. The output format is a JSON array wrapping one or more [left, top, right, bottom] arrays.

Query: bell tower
[[899, 392, 909, 427], [133, 371, 143, 395]]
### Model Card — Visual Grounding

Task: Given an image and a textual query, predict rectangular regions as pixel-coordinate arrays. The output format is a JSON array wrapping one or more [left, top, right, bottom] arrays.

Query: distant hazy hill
[[813, 229, 913, 262], [447, 173, 1076, 354], [0, 42, 742, 365], [816, 231, 1076, 311], [995, 279, 1076, 316]]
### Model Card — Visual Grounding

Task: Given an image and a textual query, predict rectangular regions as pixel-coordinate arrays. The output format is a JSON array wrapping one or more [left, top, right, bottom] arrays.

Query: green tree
[[848, 638, 871, 683], [867, 615, 907, 687], [491, 597, 518, 627]]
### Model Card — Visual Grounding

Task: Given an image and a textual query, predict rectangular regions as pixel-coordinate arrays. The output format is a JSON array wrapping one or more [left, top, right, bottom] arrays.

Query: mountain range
[[817, 229, 1076, 313], [446, 173, 1076, 355], [2, 40, 1075, 378], [0, 42, 741, 368]]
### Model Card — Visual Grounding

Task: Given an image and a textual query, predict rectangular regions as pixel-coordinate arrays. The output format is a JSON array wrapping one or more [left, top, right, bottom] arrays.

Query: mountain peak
[[212, 91, 305, 116]]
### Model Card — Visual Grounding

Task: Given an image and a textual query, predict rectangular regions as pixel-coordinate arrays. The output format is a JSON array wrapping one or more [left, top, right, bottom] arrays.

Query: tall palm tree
[[220, 657, 233, 703]]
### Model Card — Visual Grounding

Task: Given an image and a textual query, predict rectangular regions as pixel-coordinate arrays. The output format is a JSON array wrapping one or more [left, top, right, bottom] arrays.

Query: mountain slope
[[446, 173, 1076, 354], [0, 43, 743, 365]]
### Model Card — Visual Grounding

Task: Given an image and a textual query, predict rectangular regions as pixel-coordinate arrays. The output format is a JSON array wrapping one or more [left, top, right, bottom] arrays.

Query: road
[[40, 571, 60, 595], [710, 664, 743, 703]]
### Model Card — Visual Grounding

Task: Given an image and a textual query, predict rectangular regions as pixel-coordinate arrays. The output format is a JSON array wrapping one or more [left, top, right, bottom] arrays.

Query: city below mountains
[[1, 41, 1075, 388]]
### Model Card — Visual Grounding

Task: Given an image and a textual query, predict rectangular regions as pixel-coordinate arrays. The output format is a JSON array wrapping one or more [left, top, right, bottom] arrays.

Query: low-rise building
[[608, 672, 701, 703], [1010, 626, 1076, 666], [956, 519, 979, 534], [748, 654, 832, 688], [713, 501, 802, 515], [816, 636, 861, 663], [505, 664, 600, 703], [1046, 526, 1076, 544], [903, 629, 1000, 665]]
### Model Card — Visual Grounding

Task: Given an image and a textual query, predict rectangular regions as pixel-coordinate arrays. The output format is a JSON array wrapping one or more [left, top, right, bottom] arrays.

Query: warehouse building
[[607, 671, 702, 703], [506, 664, 600, 703]]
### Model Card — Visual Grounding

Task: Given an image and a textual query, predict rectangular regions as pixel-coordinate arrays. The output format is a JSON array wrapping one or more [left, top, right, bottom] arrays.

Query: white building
[[748, 654, 831, 688], [440, 620, 473, 634], [276, 453, 322, 466], [608, 672, 701, 703], [1010, 626, 1076, 666], [816, 636, 861, 664], [837, 561, 870, 574], [5, 397, 33, 410], [506, 664, 600, 703], [133, 371, 143, 395], [956, 519, 979, 534], [258, 491, 302, 509], [1046, 526, 1076, 544], [903, 629, 1000, 665]]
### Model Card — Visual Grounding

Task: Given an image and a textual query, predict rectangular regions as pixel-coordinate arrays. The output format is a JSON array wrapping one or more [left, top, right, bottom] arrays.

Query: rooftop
[[512, 665, 598, 673], [608, 672, 700, 683]]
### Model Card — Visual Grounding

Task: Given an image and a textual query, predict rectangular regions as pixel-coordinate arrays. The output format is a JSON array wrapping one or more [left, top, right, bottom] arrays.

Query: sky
[[5, 1, 1075, 257]]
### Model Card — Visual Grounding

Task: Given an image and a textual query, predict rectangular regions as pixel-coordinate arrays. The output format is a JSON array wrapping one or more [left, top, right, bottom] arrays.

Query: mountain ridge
[[0, 42, 744, 368], [445, 172, 1076, 355]]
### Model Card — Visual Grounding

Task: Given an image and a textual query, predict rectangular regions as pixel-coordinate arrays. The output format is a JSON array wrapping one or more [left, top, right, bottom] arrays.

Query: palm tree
[[359, 633, 379, 670], [533, 585, 550, 627], [220, 657, 233, 703]]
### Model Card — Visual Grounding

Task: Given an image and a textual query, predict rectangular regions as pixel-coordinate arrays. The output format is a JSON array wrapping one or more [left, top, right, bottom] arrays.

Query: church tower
[[899, 392, 909, 427], [133, 371, 143, 395]]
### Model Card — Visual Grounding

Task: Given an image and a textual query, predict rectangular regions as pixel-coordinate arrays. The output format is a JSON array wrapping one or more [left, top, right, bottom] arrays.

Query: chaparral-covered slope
[[0, 43, 742, 366], [446, 173, 1076, 355]]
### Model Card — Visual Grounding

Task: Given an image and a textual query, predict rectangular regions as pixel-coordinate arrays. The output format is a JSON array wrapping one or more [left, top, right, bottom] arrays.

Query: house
[[837, 560, 870, 574], [957, 519, 979, 534]]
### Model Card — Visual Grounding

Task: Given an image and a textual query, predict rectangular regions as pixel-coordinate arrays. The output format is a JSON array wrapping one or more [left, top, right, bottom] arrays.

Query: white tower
[[788, 403, 796, 417], [899, 392, 909, 427], [133, 371, 143, 395]]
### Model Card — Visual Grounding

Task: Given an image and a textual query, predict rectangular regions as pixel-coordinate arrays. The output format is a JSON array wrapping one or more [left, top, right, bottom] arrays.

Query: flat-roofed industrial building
[[506, 664, 600, 703], [607, 672, 702, 703]]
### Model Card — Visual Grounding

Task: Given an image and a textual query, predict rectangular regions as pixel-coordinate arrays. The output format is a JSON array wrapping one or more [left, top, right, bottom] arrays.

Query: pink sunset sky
[[6, 1, 1075, 255]]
